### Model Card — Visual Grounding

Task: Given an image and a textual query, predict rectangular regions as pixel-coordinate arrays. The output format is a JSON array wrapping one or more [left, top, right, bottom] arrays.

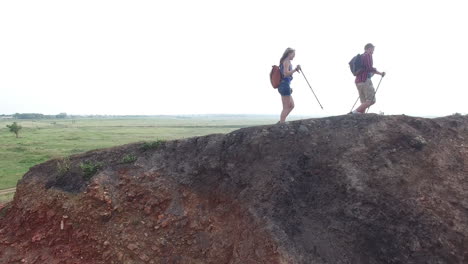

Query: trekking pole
[[365, 75, 385, 113], [350, 96, 360, 113], [300, 69, 324, 109]]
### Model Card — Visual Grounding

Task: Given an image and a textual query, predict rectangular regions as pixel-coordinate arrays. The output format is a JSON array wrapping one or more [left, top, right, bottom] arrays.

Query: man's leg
[[363, 79, 376, 112], [355, 102, 371, 113], [354, 82, 368, 113], [355, 80, 375, 113]]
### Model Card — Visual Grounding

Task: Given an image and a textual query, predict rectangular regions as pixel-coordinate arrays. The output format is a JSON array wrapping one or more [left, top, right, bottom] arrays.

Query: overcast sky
[[1, 0, 466, 117]]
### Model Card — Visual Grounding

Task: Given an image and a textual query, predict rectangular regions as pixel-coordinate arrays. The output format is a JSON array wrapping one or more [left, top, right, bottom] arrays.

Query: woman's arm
[[282, 61, 300, 77]]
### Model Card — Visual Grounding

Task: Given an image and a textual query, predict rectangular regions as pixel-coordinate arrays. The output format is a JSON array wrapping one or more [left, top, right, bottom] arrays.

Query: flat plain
[[0, 115, 281, 190]]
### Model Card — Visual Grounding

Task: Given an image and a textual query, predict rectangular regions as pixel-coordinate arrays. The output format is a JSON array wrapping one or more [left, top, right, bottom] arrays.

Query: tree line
[[2, 113, 69, 119]]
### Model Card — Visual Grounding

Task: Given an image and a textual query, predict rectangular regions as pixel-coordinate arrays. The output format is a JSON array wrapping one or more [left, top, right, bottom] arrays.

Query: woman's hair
[[280, 47, 295, 65]]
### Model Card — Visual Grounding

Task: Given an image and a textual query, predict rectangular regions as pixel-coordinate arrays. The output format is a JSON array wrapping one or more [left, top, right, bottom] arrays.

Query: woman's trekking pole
[[366, 75, 385, 113], [300, 69, 324, 109]]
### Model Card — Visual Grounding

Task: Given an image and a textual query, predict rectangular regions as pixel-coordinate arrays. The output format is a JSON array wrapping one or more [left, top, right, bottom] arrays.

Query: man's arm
[[364, 54, 384, 76]]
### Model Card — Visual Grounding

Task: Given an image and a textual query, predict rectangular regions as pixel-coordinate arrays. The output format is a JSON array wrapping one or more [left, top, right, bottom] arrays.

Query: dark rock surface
[[1, 114, 467, 263]]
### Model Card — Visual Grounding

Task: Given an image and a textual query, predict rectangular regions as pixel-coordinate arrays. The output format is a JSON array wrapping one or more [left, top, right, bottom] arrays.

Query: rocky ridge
[[1, 114, 468, 263]]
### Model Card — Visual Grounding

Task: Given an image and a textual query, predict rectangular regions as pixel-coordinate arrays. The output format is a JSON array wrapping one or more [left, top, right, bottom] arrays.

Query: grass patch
[[0, 193, 14, 203], [80, 161, 103, 180], [57, 157, 71, 175], [6, 147, 27, 152], [19, 156, 49, 164], [70, 148, 87, 154], [141, 140, 165, 151], [64, 137, 81, 141], [121, 154, 137, 164]]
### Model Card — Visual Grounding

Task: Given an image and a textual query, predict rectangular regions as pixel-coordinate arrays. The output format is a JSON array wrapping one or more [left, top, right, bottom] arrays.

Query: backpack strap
[[279, 63, 284, 78]]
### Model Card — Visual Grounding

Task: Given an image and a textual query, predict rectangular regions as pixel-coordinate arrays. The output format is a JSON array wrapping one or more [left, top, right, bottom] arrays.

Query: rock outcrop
[[1, 114, 468, 263]]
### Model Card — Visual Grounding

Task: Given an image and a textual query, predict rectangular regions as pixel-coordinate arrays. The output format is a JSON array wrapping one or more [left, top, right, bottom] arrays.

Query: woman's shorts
[[278, 80, 292, 96]]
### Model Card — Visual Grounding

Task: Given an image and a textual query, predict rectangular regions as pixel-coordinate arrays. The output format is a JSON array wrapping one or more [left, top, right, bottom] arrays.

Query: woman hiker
[[278, 47, 301, 123]]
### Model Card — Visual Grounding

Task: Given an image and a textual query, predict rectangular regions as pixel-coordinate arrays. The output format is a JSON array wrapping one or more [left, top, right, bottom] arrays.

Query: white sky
[[1, 0, 467, 117]]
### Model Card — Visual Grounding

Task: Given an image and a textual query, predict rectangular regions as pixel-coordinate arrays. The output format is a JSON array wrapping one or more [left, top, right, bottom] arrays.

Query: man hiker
[[351, 43, 385, 114]]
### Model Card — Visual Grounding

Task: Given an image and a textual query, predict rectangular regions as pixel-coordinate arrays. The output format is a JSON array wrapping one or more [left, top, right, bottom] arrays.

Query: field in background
[[0, 192, 14, 203], [0, 115, 286, 190]]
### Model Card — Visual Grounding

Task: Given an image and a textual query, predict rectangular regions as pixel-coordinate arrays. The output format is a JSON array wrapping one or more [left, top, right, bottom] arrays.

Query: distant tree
[[6, 122, 22, 138], [56, 112, 67, 119], [14, 113, 45, 119]]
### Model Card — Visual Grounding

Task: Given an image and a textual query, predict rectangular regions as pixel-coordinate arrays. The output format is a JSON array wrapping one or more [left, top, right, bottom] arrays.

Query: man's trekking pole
[[366, 74, 385, 113], [299, 69, 324, 109], [350, 96, 360, 113]]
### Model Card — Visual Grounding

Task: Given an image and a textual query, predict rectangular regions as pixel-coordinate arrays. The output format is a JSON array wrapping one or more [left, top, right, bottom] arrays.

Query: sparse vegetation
[[57, 157, 71, 175], [80, 161, 103, 180], [6, 122, 22, 138], [0, 203, 12, 217], [0, 192, 15, 204], [121, 154, 137, 164], [141, 140, 166, 151]]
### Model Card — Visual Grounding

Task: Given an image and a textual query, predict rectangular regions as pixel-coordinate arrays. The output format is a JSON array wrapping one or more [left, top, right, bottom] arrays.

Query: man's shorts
[[356, 79, 376, 104]]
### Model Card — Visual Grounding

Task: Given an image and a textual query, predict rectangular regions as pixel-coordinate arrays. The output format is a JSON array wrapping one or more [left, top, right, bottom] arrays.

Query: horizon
[[0, 112, 459, 119]]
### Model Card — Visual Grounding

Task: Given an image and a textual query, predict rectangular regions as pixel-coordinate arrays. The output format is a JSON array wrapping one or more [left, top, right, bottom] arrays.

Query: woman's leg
[[280, 96, 294, 123], [286, 96, 295, 116]]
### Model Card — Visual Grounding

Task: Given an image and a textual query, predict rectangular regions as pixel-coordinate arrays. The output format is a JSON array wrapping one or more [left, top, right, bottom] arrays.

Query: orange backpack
[[270, 65, 281, 88]]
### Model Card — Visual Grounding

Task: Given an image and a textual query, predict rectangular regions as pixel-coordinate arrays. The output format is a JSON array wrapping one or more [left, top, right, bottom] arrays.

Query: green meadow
[[0, 193, 14, 203], [0, 116, 280, 190]]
